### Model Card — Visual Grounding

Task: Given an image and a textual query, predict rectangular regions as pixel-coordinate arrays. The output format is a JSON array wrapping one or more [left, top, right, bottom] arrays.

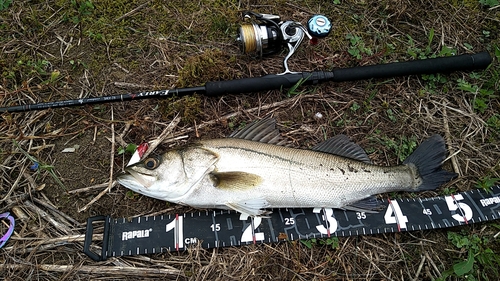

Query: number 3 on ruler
[[384, 201, 408, 230], [313, 208, 338, 234]]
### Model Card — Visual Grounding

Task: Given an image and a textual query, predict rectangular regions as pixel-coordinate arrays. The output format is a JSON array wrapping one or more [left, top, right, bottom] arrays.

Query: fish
[[117, 118, 457, 216]]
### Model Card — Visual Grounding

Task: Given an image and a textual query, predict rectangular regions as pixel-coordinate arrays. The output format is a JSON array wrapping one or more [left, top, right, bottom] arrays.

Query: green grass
[[13, 140, 67, 191], [457, 75, 497, 114], [438, 230, 500, 280], [476, 175, 500, 191], [117, 143, 137, 155], [0, 0, 11, 11], [346, 33, 373, 60], [300, 237, 339, 250], [370, 134, 418, 162]]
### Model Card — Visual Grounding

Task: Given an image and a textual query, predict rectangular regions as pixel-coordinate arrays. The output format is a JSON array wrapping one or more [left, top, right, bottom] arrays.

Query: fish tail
[[403, 135, 457, 191]]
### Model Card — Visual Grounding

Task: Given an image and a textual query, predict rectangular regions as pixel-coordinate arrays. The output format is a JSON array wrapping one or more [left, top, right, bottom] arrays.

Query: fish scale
[[83, 185, 500, 261]]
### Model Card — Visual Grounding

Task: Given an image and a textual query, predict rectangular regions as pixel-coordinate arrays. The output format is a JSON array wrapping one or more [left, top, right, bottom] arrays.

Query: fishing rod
[[0, 12, 493, 113]]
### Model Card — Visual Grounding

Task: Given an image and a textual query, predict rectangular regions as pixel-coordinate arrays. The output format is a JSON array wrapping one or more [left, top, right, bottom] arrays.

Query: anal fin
[[342, 196, 384, 213]]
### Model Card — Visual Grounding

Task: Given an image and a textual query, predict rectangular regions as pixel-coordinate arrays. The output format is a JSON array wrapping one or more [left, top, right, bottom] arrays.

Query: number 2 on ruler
[[240, 214, 264, 243]]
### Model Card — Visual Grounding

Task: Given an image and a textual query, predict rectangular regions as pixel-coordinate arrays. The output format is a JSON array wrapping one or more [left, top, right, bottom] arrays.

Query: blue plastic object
[[307, 15, 332, 38]]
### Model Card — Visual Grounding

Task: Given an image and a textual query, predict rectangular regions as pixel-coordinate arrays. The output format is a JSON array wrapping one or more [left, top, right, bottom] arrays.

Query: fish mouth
[[117, 169, 157, 189]]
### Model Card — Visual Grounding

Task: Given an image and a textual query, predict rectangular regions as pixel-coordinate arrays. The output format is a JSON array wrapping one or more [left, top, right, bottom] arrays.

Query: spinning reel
[[236, 11, 332, 74]]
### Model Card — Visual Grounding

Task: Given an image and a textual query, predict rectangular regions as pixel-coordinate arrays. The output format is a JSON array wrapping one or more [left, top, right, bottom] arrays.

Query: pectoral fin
[[225, 198, 270, 216]]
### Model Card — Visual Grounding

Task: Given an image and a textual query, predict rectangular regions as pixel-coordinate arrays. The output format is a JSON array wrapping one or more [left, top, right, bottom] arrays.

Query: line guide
[[84, 185, 500, 261]]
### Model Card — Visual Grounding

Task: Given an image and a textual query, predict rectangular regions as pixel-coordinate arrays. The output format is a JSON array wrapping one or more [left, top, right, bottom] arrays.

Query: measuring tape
[[83, 185, 500, 261]]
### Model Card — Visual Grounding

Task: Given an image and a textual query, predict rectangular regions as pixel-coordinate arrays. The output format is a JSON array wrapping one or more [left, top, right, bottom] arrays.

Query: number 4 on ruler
[[384, 200, 408, 231]]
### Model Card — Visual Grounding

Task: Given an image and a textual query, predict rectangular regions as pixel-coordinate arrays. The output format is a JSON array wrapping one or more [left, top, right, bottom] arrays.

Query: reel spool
[[237, 12, 283, 57]]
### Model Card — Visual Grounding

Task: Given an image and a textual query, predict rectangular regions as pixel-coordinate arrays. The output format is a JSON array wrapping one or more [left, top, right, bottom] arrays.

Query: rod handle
[[332, 51, 492, 82], [204, 71, 334, 96]]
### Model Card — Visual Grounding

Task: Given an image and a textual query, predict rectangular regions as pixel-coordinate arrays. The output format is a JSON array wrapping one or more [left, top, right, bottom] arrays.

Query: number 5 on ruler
[[445, 195, 473, 223]]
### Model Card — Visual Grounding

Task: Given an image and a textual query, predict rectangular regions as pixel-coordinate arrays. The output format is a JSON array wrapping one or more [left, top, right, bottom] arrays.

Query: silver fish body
[[117, 119, 456, 215]]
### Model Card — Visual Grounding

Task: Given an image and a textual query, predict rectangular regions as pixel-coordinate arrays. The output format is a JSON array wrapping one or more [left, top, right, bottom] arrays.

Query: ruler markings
[[89, 186, 500, 260]]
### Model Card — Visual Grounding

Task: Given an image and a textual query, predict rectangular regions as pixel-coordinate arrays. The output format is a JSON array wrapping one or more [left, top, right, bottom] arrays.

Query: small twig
[[194, 119, 199, 138], [4, 234, 102, 254], [23, 170, 38, 192], [424, 251, 441, 278], [142, 115, 181, 159], [24, 201, 72, 235], [0, 166, 26, 203], [68, 181, 116, 194], [10, 205, 29, 222], [114, 2, 150, 22], [413, 255, 426, 281], [489, 4, 500, 10], [108, 107, 116, 191], [0, 264, 183, 276], [442, 102, 461, 176], [78, 182, 112, 214], [30, 143, 55, 151], [78, 107, 116, 212], [32, 197, 81, 226], [359, 248, 393, 281], [1, 194, 31, 212], [112, 63, 130, 74], [132, 205, 191, 218], [93, 125, 98, 143], [113, 82, 153, 89], [174, 92, 332, 138], [117, 121, 132, 147]]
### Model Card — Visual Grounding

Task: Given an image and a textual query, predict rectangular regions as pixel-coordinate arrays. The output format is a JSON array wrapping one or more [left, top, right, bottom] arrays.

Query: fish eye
[[144, 157, 160, 170]]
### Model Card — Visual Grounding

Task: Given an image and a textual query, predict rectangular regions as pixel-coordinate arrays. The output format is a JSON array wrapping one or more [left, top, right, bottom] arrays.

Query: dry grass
[[1, 0, 499, 280]]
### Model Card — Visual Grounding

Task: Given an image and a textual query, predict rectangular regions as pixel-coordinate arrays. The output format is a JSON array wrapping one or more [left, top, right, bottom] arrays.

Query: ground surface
[[1, 0, 499, 280]]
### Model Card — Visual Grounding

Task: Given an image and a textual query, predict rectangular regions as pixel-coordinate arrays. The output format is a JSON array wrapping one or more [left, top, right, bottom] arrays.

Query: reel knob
[[307, 15, 331, 38]]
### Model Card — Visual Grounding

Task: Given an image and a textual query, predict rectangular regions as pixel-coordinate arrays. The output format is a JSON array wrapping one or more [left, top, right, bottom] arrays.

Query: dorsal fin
[[229, 118, 281, 144], [312, 135, 372, 164]]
